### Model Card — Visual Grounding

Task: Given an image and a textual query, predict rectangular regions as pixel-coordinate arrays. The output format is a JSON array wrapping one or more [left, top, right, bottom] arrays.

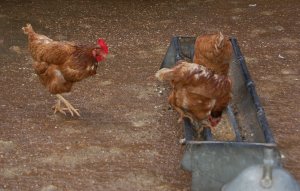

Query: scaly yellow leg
[[52, 94, 80, 117]]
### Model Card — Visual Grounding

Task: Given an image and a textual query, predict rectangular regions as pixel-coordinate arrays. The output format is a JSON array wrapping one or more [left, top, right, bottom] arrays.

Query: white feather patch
[[182, 89, 189, 109], [87, 65, 96, 71], [54, 69, 65, 82], [188, 63, 200, 73], [37, 35, 53, 44], [209, 99, 216, 108], [193, 68, 210, 80], [41, 39, 51, 44]]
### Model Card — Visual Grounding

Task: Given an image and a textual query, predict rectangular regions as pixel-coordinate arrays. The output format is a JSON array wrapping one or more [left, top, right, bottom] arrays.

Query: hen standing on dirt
[[22, 24, 108, 116]]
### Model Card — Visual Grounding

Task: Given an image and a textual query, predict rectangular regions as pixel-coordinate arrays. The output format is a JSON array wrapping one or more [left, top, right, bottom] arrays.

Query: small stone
[[40, 185, 59, 191], [0, 140, 15, 152], [9, 46, 22, 54], [274, 25, 284, 31]]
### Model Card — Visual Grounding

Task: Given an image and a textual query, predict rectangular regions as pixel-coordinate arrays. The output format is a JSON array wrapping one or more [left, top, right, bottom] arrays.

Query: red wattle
[[96, 55, 103, 62]]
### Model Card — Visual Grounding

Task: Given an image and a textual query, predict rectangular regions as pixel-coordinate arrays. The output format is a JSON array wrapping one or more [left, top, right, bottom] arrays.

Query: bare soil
[[0, 0, 299, 190]]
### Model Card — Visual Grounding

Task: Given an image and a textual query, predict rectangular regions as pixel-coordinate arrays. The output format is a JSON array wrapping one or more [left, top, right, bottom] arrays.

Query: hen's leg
[[173, 106, 185, 123], [53, 94, 80, 117]]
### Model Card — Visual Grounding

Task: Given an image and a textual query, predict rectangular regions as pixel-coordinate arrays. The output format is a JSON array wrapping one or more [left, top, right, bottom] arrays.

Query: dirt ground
[[0, 0, 299, 190]]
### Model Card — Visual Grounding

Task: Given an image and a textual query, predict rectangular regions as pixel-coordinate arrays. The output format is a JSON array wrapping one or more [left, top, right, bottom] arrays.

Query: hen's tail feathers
[[22, 23, 34, 35], [155, 68, 174, 82]]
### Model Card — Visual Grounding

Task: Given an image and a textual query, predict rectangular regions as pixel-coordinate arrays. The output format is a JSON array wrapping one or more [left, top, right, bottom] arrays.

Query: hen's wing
[[29, 41, 76, 65], [156, 61, 231, 98], [168, 86, 218, 122], [33, 62, 73, 94], [156, 61, 231, 121]]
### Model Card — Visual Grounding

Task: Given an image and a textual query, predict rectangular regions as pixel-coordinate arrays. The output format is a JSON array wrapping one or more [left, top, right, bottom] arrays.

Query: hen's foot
[[52, 100, 67, 116], [52, 94, 80, 117]]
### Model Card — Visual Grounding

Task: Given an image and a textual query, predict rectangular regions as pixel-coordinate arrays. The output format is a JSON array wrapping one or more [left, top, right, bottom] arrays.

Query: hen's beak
[[208, 115, 221, 127]]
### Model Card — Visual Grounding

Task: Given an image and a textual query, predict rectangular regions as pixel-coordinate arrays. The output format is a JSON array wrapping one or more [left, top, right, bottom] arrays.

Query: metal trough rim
[[230, 37, 275, 144], [185, 141, 276, 147]]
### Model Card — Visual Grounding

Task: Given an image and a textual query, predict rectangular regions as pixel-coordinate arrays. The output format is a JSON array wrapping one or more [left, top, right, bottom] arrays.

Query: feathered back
[[22, 24, 81, 65], [193, 32, 232, 75], [156, 61, 231, 98]]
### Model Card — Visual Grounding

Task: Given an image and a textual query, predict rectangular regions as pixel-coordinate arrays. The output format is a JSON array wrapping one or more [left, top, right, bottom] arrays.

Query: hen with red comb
[[22, 23, 109, 117]]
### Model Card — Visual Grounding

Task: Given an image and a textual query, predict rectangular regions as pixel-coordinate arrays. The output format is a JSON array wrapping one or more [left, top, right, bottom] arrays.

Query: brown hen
[[156, 61, 232, 128], [193, 32, 232, 75], [22, 24, 108, 116], [193, 32, 233, 126]]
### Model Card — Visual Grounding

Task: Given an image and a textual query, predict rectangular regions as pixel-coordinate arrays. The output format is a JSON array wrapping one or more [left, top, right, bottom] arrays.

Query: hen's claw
[[52, 103, 67, 116], [53, 94, 81, 117]]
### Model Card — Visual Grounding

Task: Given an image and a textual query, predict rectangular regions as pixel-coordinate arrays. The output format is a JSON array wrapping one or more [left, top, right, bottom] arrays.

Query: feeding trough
[[160, 36, 299, 191]]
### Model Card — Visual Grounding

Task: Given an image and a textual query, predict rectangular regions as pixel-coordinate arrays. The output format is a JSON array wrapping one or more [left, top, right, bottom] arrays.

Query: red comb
[[97, 38, 108, 54], [95, 38, 108, 62]]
